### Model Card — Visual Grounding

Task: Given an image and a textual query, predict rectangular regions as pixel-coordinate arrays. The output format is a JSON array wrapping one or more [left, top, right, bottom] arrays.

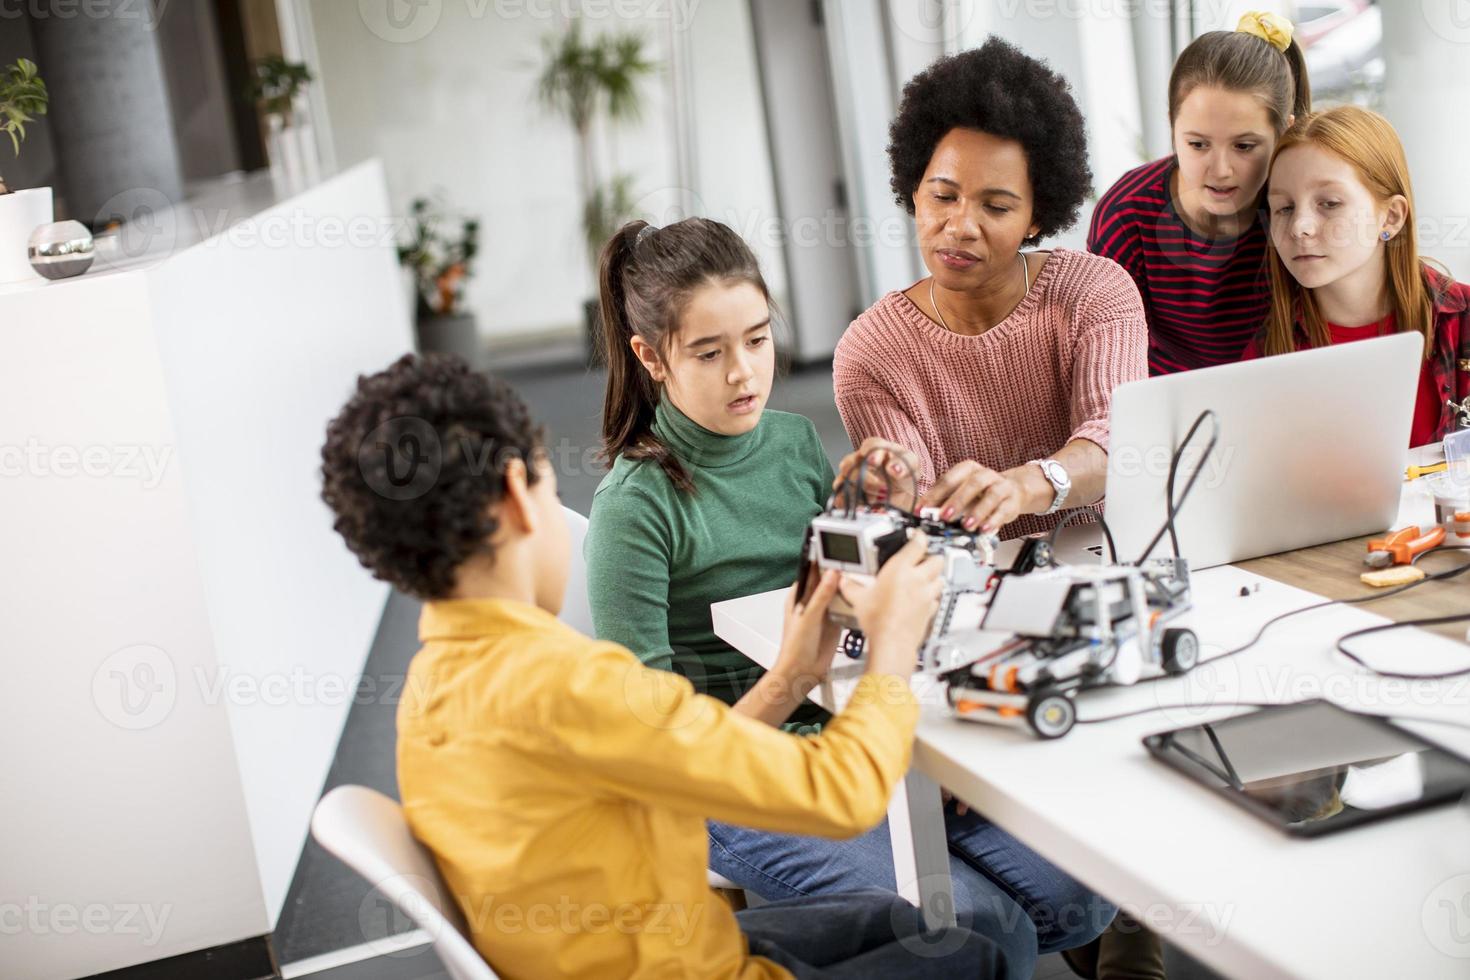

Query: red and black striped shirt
[[1088, 156, 1269, 375]]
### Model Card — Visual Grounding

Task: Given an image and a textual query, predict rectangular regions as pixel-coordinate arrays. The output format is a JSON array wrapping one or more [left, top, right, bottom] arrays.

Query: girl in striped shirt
[[1088, 11, 1311, 375]]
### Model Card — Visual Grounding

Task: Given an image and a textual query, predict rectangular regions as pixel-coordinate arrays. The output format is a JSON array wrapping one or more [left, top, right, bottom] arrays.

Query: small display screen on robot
[[819, 531, 862, 564]]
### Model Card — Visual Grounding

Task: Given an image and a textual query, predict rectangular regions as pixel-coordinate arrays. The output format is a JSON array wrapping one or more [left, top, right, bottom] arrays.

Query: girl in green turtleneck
[[585, 216, 833, 732], [584, 217, 1112, 979]]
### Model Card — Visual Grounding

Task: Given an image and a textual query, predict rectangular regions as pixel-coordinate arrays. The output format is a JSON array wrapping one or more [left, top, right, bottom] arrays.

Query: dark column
[[29, 0, 184, 224]]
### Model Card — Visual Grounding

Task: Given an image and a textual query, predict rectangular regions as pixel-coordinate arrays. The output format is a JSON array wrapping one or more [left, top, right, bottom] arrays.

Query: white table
[[712, 535, 1470, 979]]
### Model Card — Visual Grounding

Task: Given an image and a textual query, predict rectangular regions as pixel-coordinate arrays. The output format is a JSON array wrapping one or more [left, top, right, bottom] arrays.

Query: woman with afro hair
[[832, 36, 1147, 547], [830, 36, 1167, 978]]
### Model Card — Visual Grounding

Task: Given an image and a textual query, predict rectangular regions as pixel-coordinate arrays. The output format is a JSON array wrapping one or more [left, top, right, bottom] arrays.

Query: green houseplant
[[536, 20, 655, 362], [0, 57, 47, 196], [0, 58, 52, 284], [248, 56, 319, 191], [247, 55, 313, 127], [398, 195, 484, 369]]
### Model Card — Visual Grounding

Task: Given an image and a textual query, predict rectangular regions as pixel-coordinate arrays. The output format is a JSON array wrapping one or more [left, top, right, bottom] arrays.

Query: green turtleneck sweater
[[585, 399, 835, 731]]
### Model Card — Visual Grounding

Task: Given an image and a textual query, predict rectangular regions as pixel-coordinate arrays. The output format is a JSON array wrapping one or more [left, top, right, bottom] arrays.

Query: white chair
[[311, 785, 498, 980], [559, 505, 595, 636], [313, 783, 748, 976]]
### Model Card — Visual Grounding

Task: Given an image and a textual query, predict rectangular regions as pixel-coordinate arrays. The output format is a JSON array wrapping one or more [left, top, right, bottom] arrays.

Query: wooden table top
[[1236, 529, 1470, 641]]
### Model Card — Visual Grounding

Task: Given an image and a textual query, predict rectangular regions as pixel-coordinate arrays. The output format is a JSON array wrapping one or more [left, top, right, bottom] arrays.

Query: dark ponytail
[[596, 217, 770, 494], [1279, 35, 1312, 125], [1168, 26, 1312, 136]]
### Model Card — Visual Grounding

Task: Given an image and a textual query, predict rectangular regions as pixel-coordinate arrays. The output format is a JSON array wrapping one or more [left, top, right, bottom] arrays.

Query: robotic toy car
[[802, 500, 1197, 738]]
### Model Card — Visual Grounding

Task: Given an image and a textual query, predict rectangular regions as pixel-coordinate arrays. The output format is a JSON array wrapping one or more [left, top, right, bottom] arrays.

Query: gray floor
[[273, 355, 1090, 978]]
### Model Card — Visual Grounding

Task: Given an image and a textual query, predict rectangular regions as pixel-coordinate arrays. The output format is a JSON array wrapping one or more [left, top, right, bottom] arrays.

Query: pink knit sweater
[[833, 248, 1147, 539]]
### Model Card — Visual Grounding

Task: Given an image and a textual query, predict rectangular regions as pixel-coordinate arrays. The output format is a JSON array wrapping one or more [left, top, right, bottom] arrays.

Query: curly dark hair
[[320, 353, 543, 600], [888, 36, 1092, 247]]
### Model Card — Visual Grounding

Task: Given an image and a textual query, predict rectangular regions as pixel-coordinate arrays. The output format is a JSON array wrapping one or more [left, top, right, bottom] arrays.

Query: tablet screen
[[1145, 701, 1470, 836]]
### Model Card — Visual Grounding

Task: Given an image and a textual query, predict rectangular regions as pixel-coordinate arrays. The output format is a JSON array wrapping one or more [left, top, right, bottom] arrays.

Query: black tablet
[[1143, 700, 1470, 837]]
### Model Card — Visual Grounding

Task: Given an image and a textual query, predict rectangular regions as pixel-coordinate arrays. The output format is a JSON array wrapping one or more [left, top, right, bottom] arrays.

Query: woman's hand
[[832, 437, 923, 511], [920, 461, 1033, 534]]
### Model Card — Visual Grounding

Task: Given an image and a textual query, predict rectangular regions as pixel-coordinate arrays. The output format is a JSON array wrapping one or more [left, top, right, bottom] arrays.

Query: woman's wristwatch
[[1029, 458, 1071, 515]]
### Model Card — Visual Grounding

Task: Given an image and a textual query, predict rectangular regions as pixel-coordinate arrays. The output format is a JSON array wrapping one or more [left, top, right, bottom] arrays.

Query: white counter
[[0, 160, 413, 978]]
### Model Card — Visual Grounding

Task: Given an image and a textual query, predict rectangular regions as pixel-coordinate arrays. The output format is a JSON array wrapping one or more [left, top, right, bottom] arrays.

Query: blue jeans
[[710, 803, 1116, 979], [738, 887, 1012, 979]]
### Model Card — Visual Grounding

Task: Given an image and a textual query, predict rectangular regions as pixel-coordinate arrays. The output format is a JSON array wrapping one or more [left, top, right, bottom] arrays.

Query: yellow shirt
[[397, 598, 919, 980]]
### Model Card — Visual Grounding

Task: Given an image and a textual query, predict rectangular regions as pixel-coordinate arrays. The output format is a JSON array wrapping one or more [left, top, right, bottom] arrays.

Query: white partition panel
[[0, 159, 412, 977]]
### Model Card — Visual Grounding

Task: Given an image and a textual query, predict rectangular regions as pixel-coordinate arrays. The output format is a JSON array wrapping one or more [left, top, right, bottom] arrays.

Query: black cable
[[1136, 410, 1221, 564], [845, 449, 913, 517], [1047, 507, 1118, 565], [1334, 613, 1470, 679]]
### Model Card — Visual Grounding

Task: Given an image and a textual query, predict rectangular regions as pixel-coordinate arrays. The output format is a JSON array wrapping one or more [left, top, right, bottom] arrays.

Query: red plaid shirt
[[1427, 273, 1470, 438]]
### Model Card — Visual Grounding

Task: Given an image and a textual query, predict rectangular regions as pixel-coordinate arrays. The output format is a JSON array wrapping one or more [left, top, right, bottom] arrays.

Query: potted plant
[[536, 20, 655, 364], [579, 174, 641, 365], [0, 58, 51, 284], [398, 195, 483, 369], [248, 55, 319, 193]]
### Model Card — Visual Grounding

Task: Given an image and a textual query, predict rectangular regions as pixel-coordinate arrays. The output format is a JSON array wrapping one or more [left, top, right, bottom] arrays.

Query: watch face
[[1045, 460, 1070, 489]]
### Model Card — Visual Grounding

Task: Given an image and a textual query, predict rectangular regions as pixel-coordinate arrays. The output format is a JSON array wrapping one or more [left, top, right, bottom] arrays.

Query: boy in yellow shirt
[[320, 354, 1008, 979]]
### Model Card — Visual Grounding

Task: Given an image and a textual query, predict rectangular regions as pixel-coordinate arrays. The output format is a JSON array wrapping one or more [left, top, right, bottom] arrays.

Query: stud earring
[[1380, 231, 1391, 242]]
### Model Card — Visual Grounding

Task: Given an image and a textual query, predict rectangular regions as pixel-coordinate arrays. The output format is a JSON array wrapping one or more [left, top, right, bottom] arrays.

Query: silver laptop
[[1091, 332, 1422, 569]]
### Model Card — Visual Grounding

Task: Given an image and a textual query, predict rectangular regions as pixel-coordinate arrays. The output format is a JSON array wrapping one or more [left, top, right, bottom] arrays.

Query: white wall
[[957, 4, 1143, 249], [145, 161, 412, 923], [303, 0, 784, 343], [1381, 1, 1470, 283], [0, 273, 268, 980], [683, 0, 787, 304], [298, 4, 648, 342], [305, 1, 668, 340]]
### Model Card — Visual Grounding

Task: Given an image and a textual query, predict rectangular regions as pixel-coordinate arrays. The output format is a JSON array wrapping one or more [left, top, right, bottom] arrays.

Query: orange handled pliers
[[1365, 525, 1446, 568]]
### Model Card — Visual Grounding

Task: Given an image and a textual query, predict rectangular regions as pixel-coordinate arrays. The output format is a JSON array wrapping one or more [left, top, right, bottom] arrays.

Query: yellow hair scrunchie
[[1236, 10, 1294, 52]]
